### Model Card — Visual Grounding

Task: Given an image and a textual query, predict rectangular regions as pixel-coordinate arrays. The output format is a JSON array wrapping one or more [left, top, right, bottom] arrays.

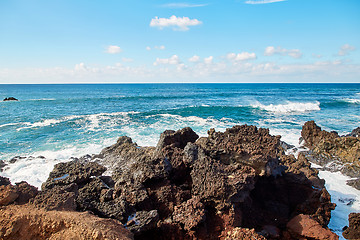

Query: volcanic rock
[[3, 97, 18, 101], [26, 124, 337, 239], [301, 121, 360, 188], [343, 212, 360, 240], [286, 214, 338, 240]]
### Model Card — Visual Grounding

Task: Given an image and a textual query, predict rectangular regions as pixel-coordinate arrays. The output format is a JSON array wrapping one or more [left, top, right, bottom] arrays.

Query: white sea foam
[[342, 98, 360, 104], [317, 170, 360, 239], [0, 122, 23, 128], [29, 98, 56, 101], [251, 101, 321, 114]]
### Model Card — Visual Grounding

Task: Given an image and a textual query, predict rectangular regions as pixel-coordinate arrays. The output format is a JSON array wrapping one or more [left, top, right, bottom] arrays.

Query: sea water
[[0, 83, 359, 237]]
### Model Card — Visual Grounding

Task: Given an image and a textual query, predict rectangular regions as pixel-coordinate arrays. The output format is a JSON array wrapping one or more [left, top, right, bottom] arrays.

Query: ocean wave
[[251, 101, 321, 114], [340, 98, 360, 104], [0, 122, 24, 129], [16, 111, 139, 131], [28, 98, 56, 101]]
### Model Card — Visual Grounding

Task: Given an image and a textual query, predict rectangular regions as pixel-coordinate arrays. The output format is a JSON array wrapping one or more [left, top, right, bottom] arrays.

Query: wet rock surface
[[301, 120, 360, 189], [0, 124, 341, 239]]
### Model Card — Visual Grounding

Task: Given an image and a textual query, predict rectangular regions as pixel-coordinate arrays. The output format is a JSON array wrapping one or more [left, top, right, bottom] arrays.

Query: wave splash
[[251, 101, 321, 114]]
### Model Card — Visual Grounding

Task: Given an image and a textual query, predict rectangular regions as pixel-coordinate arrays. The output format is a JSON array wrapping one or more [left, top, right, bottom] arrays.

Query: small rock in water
[[338, 197, 356, 206], [3, 97, 18, 101], [9, 156, 26, 164]]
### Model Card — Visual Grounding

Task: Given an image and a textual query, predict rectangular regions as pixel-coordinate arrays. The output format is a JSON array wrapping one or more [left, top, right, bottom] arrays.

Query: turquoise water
[[0, 83, 359, 162]]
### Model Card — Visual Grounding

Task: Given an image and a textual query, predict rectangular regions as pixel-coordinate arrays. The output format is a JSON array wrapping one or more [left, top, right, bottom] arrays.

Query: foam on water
[[317, 170, 360, 239], [341, 98, 360, 104], [251, 101, 321, 114]]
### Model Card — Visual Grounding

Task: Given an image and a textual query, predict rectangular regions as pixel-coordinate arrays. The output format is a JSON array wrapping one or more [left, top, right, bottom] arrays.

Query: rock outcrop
[[343, 212, 360, 240], [3, 97, 18, 101], [1, 124, 338, 240], [0, 176, 133, 240], [301, 120, 360, 189]]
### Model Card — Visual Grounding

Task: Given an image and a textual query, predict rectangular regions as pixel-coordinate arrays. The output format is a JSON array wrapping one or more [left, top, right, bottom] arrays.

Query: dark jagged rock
[[343, 212, 360, 240], [3, 97, 18, 101], [346, 127, 360, 138], [24, 125, 337, 240], [301, 121, 360, 189], [42, 160, 106, 190], [0, 177, 38, 206], [0, 160, 6, 172]]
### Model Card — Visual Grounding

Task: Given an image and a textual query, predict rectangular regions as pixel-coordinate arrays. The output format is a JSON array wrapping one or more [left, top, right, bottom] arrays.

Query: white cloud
[[189, 55, 200, 62], [155, 45, 166, 50], [204, 56, 213, 64], [227, 52, 257, 61], [153, 55, 181, 66], [338, 44, 356, 56], [245, 0, 286, 4], [160, 3, 208, 8], [150, 15, 202, 31], [146, 46, 151, 51], [122, 57, 134, 62], [74, 63, 87, 71], [312, 54, 322, 59], [264, 46, 302, 58], [106, 45, 122, 54]]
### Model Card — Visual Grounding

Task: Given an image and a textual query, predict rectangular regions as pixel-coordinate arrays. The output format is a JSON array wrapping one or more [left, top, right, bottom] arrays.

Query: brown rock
[[343, 212, 360, 240], [223, 227, 266, 240], [0, 204, 133, 240], [286, 214, 338, 240], [0, 185, 19, 206]]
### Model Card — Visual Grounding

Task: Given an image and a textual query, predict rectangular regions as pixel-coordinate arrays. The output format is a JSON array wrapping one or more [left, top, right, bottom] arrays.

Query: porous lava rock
[[10, 124, 337, 240], [301, 121, 360, 188], [343, 212, 360, 240]]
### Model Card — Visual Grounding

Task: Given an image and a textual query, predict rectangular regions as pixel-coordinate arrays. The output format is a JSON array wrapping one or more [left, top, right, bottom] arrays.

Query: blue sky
[[0, 0, 359, 83]]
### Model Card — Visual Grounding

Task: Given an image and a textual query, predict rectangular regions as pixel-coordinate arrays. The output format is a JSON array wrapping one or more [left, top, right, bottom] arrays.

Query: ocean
[[0, 83, 359, 237]]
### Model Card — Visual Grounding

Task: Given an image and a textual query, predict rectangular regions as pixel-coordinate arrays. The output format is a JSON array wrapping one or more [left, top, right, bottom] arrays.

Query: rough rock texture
[[343, 213, 360, 240], [286, 214, 339, 240], [0, 204, 133, 240], [5, 125, 337, 240], [301, 121, 360, 189], [33, 125, 333, 240], [0, 176, 38, 206]]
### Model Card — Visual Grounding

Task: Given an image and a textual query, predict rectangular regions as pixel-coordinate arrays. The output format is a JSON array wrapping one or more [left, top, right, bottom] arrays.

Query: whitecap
[[251, 101, 321, 114], [341, 98, 360, 104]]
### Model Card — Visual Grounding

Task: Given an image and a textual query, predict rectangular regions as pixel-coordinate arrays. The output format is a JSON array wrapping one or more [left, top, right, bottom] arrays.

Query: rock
[[155, 127, 199, 152], [3, 97, 18, 101], [14, 181, 38, 205], [223, 227, 266, 240], [347, 178, 360, 190], [0, 176, 11, 186], [0, 204, 133, 240], [172, 197, 205, 231], [0, 185, 19, 206], [31, 184, 78, 211], [42, 160, 106, 190], [286, 214, 338, 240], [126, 210, 159, 234], [0, 160, 6, 172], [301, 121, 360, 183], [343, 212, 360, 240], [346, 127, 360, 138], [29, 125, 337, 239]]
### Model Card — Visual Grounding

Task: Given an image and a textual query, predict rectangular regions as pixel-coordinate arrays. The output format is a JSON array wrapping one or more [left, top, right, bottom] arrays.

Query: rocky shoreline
[[1, 121, 359, 239]]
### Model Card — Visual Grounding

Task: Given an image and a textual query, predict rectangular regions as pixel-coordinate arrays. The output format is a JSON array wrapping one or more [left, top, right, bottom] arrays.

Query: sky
[[0, 0, 359, 83]]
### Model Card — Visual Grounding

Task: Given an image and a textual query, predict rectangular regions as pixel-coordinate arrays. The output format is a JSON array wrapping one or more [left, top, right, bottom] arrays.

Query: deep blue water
[[0, 83, 359, 163]]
